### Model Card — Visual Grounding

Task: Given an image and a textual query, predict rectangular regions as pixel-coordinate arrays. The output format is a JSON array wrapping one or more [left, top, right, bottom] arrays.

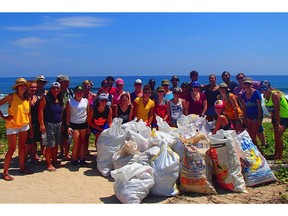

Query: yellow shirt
[[6, 93, 30, 129], [134, 97, 155, 122]]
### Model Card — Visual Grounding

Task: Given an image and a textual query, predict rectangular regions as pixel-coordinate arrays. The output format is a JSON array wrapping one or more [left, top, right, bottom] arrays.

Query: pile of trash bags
[[96, 115, 278, 204]]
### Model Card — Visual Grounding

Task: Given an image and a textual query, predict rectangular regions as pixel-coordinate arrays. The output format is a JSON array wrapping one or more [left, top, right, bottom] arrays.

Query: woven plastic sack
[[179, 133, 216, 194], [150, 141, 180, 196], [96, 118, 127, 177], [111, 163, 155, 204], [209, 131, 247, 193], [112, 140, 140, 169], [235, 130, 278, 186]]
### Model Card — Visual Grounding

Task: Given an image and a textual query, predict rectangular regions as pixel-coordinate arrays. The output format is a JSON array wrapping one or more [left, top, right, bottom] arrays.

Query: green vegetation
[[0, 119, 287, 183]]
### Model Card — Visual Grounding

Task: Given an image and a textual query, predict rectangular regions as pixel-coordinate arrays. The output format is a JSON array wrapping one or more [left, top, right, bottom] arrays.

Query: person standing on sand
[[0, 78, 32, 181], [66, 85, 89, 166], [38, 82, 63, 172], [82, 80, 97, 107], [57, 75, 74, 161], [35, 75, 49, 99], [25, 80, 42, 162], [186, 81, 207, 116], [233, 72, 268, 147], [241, 77, 263, 150], [260, 80, 288, 160], [130, 79, 143, 103]]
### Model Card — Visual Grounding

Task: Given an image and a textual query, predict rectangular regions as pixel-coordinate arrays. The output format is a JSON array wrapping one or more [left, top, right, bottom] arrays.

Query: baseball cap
[[214, 100, 225, 109], [51, 82, 61, 88], [190, 81, 201, 88], [134, 79, 142, 84], [56, 75, 69, 82], [260, 80, 271, 91], [74, 85, 83, 92], [99, 93, 109, 101], [156, 86, 165, 92]]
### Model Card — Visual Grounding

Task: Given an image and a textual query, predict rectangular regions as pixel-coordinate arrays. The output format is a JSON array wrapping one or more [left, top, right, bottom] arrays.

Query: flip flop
[[2, 174, 14, 181]]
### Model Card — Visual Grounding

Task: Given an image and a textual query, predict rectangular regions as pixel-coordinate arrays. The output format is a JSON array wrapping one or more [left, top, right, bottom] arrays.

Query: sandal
[[19, 169, 33, 175], [2, 173, 14, 181]]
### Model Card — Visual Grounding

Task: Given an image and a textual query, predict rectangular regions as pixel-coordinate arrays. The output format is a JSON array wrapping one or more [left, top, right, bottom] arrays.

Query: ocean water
[[1, 75, 287, 115]]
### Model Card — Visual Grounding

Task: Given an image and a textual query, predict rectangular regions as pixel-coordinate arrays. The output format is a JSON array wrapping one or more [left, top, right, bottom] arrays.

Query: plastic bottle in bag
[[68, 132, 73, 144], [41, 132, 47, 145]]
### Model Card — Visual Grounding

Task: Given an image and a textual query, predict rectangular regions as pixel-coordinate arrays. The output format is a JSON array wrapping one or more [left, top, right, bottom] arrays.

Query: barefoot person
[[38, 82, 63, 172], [260, 80, 288, 160], [0, 78, 32, 181], [66, 85, 89, 166]]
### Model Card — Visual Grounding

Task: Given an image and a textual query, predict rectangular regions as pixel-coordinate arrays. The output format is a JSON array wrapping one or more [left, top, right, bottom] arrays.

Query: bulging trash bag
[[111, 163, 155, 204]]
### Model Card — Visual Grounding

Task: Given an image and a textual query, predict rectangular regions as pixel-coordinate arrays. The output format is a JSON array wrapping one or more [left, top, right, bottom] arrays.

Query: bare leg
[[3, 134, 17, 176]]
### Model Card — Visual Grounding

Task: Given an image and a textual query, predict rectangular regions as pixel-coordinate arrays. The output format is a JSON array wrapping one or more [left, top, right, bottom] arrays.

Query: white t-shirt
[[69, 98, 89, 124]]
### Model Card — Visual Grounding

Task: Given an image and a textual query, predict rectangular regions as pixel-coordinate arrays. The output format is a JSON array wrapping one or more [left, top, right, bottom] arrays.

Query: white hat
[[134, 79, 142, 84], [99, 93, 109, 101]]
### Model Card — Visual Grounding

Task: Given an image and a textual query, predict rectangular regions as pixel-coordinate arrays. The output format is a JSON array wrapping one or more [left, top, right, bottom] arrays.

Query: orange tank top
[[6, 93, 30, 129]]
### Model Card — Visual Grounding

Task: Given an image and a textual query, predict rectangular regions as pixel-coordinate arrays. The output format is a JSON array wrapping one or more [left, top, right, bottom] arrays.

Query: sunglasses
[[84, 85, 91, 88], [144, 91, 151, 94], [237, 77, 244, 80], [100, 99, 108, 102]]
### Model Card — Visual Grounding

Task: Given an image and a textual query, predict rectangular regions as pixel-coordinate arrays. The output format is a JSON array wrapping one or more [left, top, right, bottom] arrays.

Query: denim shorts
[[6, 124, 30, 135], [45, 122, 62, 148]]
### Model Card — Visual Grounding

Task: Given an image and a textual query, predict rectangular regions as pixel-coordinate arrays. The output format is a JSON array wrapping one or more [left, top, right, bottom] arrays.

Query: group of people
[[0, 70, 287, 181]]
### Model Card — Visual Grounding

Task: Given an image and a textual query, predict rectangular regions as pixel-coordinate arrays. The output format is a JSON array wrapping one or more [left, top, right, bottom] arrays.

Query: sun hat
[[156, 86, 165, 92], [243, 77, 253, 84], [134, 79, 142, 85], [36, 75, 49, 84], [170, 75, 179, 82], [219, 82, 229, 88], [173, 87, 182, 94], [99, 93, 109, 101], [260, 80, 271, 91], [56, 75, 69, 83], [74, 85, 83, 92], [214, 100, 225, 109], [190, 81, 201, 88], [162, 79, 170, 85], [12, 78, 28, 90], [51, 82, 61, 88]]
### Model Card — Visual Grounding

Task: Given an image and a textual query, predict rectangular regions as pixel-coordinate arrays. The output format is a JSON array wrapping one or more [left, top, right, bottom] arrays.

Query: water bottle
[[68, 131, 73, 144], [41, 132, 47, 145]]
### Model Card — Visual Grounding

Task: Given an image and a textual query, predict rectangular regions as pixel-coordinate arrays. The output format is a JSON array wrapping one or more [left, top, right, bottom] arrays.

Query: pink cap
[[115, 78, 124, 85]]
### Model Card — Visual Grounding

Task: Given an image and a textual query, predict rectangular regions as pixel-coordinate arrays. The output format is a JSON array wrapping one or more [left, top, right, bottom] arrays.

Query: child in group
[[212, 100, 230, 134]]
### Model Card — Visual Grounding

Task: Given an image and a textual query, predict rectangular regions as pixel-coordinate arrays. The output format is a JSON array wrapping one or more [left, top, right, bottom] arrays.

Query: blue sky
[[1, 11, 288, 77]]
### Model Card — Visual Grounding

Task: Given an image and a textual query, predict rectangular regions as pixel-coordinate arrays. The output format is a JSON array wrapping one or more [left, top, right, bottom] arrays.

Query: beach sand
[[0, 147, 287, 204]]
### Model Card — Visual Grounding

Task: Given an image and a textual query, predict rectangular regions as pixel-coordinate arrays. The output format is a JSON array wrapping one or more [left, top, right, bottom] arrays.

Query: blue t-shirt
[[241, 90, 262, 119]]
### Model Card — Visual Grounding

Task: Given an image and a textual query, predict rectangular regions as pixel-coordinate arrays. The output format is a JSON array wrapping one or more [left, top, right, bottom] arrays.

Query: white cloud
[[5, 16, 109, 31], [13, 37, 45, 47]]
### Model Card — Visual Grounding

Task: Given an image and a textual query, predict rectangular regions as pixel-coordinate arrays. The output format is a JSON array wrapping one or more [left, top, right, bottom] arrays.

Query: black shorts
[[70, 122, 88, 130]]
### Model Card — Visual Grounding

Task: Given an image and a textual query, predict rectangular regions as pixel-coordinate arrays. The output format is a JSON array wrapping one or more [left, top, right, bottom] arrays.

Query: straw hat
[[36, 75, 49, 84], [12, 78, 28, 90]]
